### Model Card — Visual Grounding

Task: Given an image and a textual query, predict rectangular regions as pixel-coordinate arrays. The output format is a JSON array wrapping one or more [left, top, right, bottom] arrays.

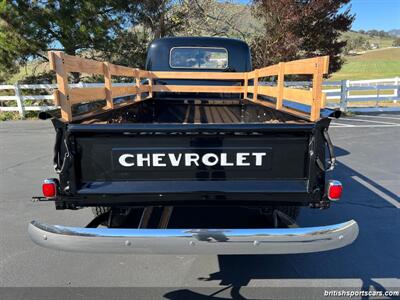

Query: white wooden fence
[[0, 77, 399, 117], [323, 77, 399, 111], [0, 83, 56, 117], [0, 82, 127, 117]]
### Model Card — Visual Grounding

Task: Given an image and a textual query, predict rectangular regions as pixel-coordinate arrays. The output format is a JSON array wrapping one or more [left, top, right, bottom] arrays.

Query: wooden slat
[[69, 87, 106, 105], [51, 51, 72, 121], [103, 62, 113, 109], [109, 64, 137, 77], [321, 92, 327, 108], [148, 78, 153, 98], [284, 56, 329, 75], [253, 70, 259, 100], [138, 70, 152, 78], [243, 73, 248, 99], [258, 64, 279, 77], [62, 53, 104, 75], [322, 56, 330, 74], [247, 70, 256, 79], [152, 71, 245, 80], [284, 57, 317, 75], [152, 85, 245, 93], [282, 87, 313, 105], [135, 77, 141, 101], [48, 51, 330, 123], [276, 62, 285, 110], [53, 90, 60, 106], [111, 86, 138, 98], [310, 56, 325, 121], [139, 85, 151, 93], [257, 85, 278, 98], [48, 51, 56, 71]]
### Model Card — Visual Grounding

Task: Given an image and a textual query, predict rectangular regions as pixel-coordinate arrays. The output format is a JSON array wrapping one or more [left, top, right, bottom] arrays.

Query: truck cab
[[28, 37, 358, 255]]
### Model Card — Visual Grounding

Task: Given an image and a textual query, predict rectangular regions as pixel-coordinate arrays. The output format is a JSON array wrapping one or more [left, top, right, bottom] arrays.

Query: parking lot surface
[[0, 114, 399, 298]]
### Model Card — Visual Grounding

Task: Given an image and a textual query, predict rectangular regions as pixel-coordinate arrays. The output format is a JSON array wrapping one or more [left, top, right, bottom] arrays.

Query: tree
[[135, 0, 186, 39], [250, 0, 354, 74], [177, 0, 260, 43], [0, 19, 33, 82], [0, 1, 138, 81], [0, 1, 184, 82], [393, 38, 400, 47]]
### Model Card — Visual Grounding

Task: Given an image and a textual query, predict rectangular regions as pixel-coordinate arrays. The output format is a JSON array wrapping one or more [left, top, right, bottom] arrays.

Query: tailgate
[[65, 123, 319, 200]]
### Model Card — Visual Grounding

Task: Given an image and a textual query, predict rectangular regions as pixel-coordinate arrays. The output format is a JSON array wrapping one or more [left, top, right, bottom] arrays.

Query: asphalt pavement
[[0, 114, 399, 299]]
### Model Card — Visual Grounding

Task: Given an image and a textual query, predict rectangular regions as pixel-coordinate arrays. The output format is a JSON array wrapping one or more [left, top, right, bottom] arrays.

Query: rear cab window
[[170, 47, 228, 69]]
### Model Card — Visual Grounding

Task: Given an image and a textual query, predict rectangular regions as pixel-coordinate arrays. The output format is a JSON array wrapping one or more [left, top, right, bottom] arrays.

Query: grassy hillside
[[341, 31, 395, 50], [331, 48, 400, 80], [8, 60, 49, 84]]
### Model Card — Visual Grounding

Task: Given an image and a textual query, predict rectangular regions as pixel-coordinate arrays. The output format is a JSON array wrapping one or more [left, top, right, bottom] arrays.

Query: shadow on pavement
[[163, 146, 400, 299]]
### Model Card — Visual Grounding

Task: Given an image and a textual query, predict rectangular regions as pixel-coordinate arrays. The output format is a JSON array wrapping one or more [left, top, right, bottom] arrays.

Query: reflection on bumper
[[28, 220, 358, 254]]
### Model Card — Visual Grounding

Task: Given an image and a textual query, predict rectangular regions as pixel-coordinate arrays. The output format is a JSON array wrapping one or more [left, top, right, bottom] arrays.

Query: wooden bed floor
[[77, 100, 307, 124]]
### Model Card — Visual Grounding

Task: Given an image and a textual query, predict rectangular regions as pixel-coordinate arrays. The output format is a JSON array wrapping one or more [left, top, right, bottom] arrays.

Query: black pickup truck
[[29, 37, 358, 254]]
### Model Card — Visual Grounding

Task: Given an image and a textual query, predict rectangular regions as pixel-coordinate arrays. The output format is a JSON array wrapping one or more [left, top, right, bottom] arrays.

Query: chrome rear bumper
[[28, 220, 358, 254]]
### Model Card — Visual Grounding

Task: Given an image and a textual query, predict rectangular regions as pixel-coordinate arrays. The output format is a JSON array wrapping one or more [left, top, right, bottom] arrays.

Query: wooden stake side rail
[[48, 51, 329, 122]]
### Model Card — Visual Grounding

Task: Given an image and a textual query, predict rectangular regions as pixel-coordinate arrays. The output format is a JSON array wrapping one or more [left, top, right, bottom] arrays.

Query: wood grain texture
[[310, 56, 325, 121], [247, 85, 278, 97], [69, 87, 106, 104], [152, 85, 245, 93], [243, 73, 248, 99], [152, 71, 245, 80], [139, 85, 151, 93], [62, 53, 104, 75], [284, 59, 316, 75], [103, 62, 113, 108], [138, 70, 152, 78], [148, 78, 153, 98], [258, 65, 279, 77], [276, 62, 285, 110], [282, 87, 313, 105], [284, 56, 329, 75], [112, 86, 138, 98], [109, 64, 137, 77], [247, 71, 256, 79], [253, 70, 259, 101], [48, 51, 56, 71], [135, 77, 142, 101], [53, 90, 60, 106], [52, 52, 72, 121]]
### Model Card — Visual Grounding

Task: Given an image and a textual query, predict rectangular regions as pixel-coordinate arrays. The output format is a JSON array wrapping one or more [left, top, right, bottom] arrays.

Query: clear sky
[[348, 0, 400, 31], [232, 0, 400, 31]]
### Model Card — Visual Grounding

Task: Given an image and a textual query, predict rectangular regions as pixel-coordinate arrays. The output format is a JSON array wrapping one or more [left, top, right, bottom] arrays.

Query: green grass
[[331, 48, 400, 80]]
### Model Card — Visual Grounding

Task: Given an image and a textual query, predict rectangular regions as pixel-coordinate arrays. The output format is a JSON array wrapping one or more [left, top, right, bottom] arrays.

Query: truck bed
[[76, 99, 309, 125]]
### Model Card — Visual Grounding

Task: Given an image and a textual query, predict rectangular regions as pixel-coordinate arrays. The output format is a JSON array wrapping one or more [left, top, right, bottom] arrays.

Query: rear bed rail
[[48, 51, 328, 123]]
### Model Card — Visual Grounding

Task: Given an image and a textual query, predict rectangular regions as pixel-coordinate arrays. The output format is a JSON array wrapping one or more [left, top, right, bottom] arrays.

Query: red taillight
[[328, 180, 342, 201], [42, 179, 57, 198]]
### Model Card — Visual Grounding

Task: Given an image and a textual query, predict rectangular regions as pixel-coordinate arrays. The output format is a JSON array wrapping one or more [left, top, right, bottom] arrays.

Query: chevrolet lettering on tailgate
[[117, 151, 268, 168]]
